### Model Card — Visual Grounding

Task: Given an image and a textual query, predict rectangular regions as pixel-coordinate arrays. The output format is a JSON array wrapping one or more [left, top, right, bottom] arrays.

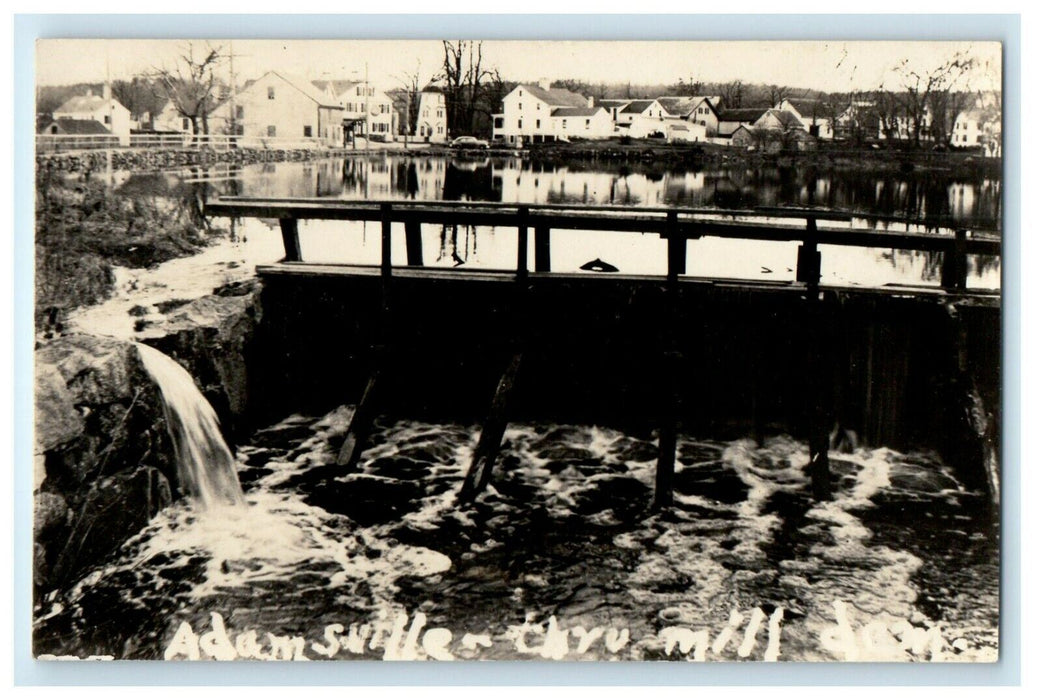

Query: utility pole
[[229, 40, 236, 137], [364, 61, 370, 147]]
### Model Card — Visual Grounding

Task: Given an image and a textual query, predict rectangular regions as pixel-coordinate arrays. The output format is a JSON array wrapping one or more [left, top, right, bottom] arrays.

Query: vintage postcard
[[31, 37, 1002, 663]]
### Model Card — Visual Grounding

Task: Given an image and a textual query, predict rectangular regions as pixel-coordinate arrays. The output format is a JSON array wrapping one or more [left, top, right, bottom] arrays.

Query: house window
[[235, 106, 244, 119], [267, 125, 276, 137], [518, 102, 522, 110], [104, 115, 111, 124], [182, 118, 190, 130], [518, 119, 522, 128], [304, 125, 312, 137], [562, 119, 567, 129], [268, 87, 275, 100], [585, 119, 590, 127], [536, 119, 540, 128]]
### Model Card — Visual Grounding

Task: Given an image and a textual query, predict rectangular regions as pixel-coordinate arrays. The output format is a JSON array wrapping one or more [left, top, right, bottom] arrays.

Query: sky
[[36, 39, 1002, 95]]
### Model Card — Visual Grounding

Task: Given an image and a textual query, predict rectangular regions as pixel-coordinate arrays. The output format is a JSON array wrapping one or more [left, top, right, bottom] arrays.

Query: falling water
[[135, 343, 246, 509]]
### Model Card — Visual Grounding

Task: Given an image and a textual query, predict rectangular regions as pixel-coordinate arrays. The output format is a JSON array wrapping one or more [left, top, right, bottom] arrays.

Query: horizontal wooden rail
[[205, 197, 1001, 293]]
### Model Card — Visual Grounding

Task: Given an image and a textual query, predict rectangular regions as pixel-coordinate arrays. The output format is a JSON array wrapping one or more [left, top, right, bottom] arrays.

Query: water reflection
[[182, 155, 1001, 231]]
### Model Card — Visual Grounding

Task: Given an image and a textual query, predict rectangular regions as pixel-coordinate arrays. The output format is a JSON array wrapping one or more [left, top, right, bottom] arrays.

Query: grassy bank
[[34, 172, 223, 333]]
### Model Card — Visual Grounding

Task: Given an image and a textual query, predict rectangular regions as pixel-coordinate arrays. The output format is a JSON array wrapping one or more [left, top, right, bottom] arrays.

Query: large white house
[[52, 88, 131, 145], [312, 79, 398, 143], [492, 82, 614, 144], [212, 71, 343, 146], [414, 89, 448, 143], [951, 108, 1001, 156]]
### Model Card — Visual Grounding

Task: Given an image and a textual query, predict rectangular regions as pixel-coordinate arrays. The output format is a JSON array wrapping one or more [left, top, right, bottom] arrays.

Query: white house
[[492, 82, 613, 144], [951, 108, 1001, 156], [312, 79, 398, 143], [212, 71, 343, 146], [715, 108, 767, 138], [414, 89, 448, 143], [775, 98, 834, 139], [151, 100, 193, 133], [52, 87, 131, 145], [682, 97, 724, 136], [616, 99, 668, 125]]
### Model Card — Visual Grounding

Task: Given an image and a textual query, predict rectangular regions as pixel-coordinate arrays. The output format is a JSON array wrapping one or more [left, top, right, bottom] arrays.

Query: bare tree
[[766, 84, 789, 108], [152, 42, 227, 138], [722, 80, 745, 109], [890, 50, 976, 148], [111, 77, 166, 125], [438, 40, 493, 136]]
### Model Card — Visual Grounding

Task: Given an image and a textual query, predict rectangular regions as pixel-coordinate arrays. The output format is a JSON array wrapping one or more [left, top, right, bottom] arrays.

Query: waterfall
[[136, 343, 246, 509]]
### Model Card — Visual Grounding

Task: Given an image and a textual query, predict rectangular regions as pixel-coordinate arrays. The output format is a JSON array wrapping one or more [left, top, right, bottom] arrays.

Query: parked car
[[450, 136, 490, 149]]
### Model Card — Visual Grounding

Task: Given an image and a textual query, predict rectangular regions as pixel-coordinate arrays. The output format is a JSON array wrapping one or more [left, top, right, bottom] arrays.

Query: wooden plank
[[535, 225, 551, 272], [796, 218, 821, 287], [381, 203, 392, 277], [279, 217, 302, 262], [336, 364, 383, 468], [666, 211, 685, 282], [941, 229, 969, 291], [458, 351, 524, 503], [212, 196, 998, 231], [208, 201, 1000, 255], [405, 220, 423, 267], [516, 206, 529, 281]]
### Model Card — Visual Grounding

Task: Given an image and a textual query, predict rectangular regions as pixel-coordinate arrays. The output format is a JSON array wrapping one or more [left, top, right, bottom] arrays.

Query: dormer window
[[268, 87, 275, 100]]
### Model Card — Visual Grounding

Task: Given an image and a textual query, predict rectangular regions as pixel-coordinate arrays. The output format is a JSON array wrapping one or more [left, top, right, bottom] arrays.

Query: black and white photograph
[[30, 36, 1003, 663]]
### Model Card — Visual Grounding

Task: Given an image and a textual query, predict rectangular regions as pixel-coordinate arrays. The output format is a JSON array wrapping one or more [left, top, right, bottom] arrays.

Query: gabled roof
[[250, 71, 341, 108], [781, 97, 829, 117], [40, 118, 112, 135], [55, 94, 126, 114], [656, 96, 718, 117], [518, 84, 589, 108], [551, 106, 603, 117], [717, 108, 767, 122], [311, 79, 363, 98], [620, 99, 656, 114], [759, 109, 806, 129]]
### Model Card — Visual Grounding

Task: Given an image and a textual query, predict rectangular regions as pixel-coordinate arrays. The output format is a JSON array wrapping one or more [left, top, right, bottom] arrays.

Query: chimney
[[538, 78, 551, 91], [86, 88, 93, 97]]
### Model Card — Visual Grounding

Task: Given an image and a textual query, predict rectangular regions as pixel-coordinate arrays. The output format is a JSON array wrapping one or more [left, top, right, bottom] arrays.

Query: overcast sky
[[36, 39, 1002, 95]]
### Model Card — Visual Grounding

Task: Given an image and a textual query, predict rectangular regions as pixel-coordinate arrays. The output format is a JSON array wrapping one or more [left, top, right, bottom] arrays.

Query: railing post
[[666, 211, 684, 282], [405, 218, 423, 267], [516, 206, 530, 282], [279, 217, 302, 262], [381, 202, 393, 278], [941, 229, 968, 291], [535, 225, 551, 272], [796, 217, 821, 287]]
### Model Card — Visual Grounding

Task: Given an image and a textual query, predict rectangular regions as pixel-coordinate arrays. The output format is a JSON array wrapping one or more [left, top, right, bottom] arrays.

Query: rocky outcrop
[[33, 280, 263, 596], [34, 334, 174, 592], [143, 279, 263, 438]]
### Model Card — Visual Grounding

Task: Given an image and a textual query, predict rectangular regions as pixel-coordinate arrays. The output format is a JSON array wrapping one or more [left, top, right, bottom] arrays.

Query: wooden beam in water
[[666, 211, 685, 282], [655, 348, 682, 509], [279, 217, 302, 262], [405, 220, 423, 267], [458, 351, 524, 503], [336, 361, 383, 469]]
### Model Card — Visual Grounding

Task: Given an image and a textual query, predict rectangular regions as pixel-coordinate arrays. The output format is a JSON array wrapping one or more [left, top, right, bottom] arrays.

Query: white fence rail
[[37, 133, 332, 153]]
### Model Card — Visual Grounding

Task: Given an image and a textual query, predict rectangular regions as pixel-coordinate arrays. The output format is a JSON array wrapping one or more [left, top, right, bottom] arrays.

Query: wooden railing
[[206, 197, 1001, 293], [36, 133, 332, 153]]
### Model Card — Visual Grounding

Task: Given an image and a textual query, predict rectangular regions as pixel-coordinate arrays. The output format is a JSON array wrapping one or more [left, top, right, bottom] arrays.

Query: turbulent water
[[135, 343, 246, 510], [33, 407, 998, 662]]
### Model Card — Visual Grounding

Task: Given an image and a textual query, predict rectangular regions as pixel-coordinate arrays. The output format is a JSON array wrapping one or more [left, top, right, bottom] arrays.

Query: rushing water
[[34, 406, 999, 662], [135, 343, 245, 510], [37, 154, 1001, 662]]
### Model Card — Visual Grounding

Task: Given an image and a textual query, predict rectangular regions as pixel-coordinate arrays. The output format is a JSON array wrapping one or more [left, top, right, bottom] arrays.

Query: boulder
[[50, 466, 172, 587], [34, 362, 84, 454]]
